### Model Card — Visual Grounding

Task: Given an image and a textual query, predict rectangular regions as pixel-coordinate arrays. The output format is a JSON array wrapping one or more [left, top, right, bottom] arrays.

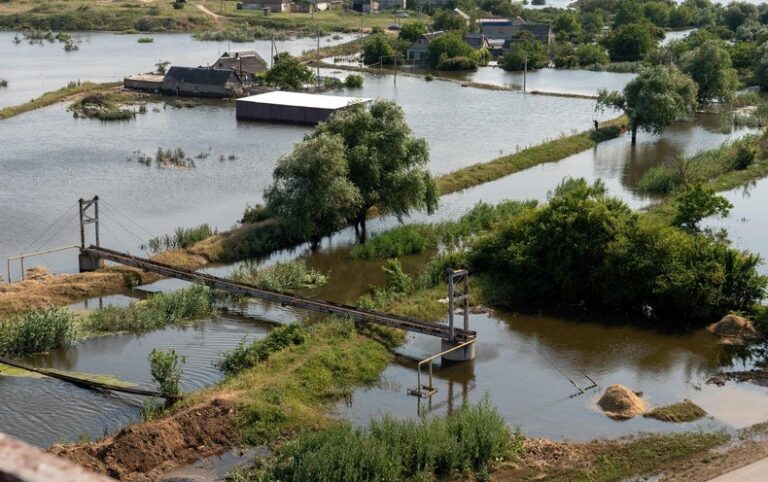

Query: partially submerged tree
[[597, 66, 698, 145], [265, 134, 361, 247], [672, 184, 733, 232], [264, 53, 314, 90], [606, 23, 656, 62], [681, 40, 739, 104], [311, 100, 438, 238]]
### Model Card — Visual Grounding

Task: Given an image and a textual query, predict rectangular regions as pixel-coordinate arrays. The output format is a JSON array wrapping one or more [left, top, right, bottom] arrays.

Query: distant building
[[478, 17, 554, 44], [406, 31, 444, 62], [290, 1, 331, 13], [463, 33, 490, 51], [237, 91, 372, 124], [453, 8, 471, 26], [378, 0, 406, 10], [213, 51, 268, 81], [352, 0, 378, 13], [162, 67, 242, 97], [241, 0, 291, 12]]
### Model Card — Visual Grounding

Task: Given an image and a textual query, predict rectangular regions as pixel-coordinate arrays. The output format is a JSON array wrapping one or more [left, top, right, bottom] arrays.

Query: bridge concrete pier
[[78, 252, 103, 273], [441, 338, 476, 362]]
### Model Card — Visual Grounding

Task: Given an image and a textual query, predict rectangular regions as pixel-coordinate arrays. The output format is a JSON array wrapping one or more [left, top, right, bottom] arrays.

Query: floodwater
[[0, 31, 355, 108], [2, 30, 768, 451]]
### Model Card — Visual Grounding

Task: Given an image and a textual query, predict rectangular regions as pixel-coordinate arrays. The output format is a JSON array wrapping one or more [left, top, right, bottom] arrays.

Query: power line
[[19, 202, 77, 255]]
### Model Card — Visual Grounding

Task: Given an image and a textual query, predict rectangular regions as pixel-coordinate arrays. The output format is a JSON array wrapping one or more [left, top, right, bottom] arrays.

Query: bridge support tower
[[442, 269, 476, 362], [78, 196, 103, 273]]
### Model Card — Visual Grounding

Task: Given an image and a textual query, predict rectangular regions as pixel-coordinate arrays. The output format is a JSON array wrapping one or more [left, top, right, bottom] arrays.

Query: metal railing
[[5, 245, 80, 283], [408, 338, 478, 398]]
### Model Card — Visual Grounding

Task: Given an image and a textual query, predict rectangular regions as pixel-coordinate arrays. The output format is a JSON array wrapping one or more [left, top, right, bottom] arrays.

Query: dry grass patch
[[644, 400, 707, 423]]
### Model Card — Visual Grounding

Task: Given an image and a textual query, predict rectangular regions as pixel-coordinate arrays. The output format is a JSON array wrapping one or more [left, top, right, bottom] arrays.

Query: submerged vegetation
[[644, 400, 707, 423], [229, 260, 327, 291], [0, 309, 76, 357], [146, 224, 214, 253], [81, 285, 217, 334], [149, 348, 185, 396], [239, 398, 517, 482], [70, 92, 139, 121]]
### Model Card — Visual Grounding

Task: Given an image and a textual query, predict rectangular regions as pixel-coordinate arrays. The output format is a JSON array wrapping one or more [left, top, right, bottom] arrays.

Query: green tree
[[597, 66, 698, 145], [362, 33, 395, 65], [681, 40, 739, 104], [575, 43, 609, 66], [580, 12, 605, 35], [606, 23, 657, 62], [311, 101, 438, 237], [672, 184, 733, 232], [643, 2, 671, 27], [612, 0, 643, 27], [753, 42, 768, 89], [669, 5, 695, 28], [149, 348, 185, 396], [426, 31, 477, 68], [553, 12, 582, 38], [499, 34, 547, 71], [723, 2, 757, 31], [432, 9, 467, 32], [729, 41, 756, 70], [399, 22, 427, 43], [263, 53, 314, 90], [265, 134, 362, 247]]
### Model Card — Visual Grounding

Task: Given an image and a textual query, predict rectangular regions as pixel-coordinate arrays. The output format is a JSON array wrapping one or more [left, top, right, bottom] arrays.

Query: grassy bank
[[0, 0, 211, 32], [436, 120, 624, 195], [0, 81, 120, 120], [645, 134, 768, 223]]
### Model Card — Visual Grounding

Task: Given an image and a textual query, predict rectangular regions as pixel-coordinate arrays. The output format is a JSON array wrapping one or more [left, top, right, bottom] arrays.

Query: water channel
[[2, 31, 768, 451]]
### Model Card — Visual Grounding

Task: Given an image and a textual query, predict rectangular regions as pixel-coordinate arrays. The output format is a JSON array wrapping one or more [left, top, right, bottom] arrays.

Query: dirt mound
[[25, 265, 51, 280], [50, 398, 237, 482], [597, 384, 647, 420], [707, 314, 758, 340]]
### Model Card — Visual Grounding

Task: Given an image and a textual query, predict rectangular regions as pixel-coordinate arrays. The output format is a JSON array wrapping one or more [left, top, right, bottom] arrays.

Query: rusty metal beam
[[84, 246, 476, 342]]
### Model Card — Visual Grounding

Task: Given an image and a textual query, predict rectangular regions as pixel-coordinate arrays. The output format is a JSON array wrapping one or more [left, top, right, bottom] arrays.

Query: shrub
[[731, 141, 756, 170], [258, 397, 517, 481], [351, 224, 438, 259], [241, 204, 271, 224], [637, 166, 684, 194], [437, 56, 478, 71], [148, 348, 184, 396], [146, 224, 213, 252], [468, 178, 766, 325], [230, 260, 327, 291], [217, 324, 307, 375], [344, 74, 364, 88], [589, 125, 621, 142], [0, 309, 76, 357]]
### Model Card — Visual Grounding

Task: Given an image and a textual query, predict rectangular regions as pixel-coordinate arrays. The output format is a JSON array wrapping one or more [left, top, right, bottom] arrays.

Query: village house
[[240, 0, 291, 12], [478, 17, 554, 45], [161, 67, 243, 97], [213, 50, 268, 81], [289, 1, 331, 13], [406, 31, 444, 62], [463, 33, 490, 51], [378, 0, 406, 10], [352, 0, 378, 13]]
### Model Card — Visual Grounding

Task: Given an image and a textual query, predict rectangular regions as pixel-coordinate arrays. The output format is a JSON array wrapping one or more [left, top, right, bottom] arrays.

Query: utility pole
[[523, 53, 528, 93], [394, 54, 397, 86], [270, 34, 274, 68], [316, 28, 321, 90]]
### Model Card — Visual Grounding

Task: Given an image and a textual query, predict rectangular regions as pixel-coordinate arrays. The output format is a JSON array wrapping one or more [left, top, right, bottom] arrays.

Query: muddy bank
[[50, 397, 238, 482]]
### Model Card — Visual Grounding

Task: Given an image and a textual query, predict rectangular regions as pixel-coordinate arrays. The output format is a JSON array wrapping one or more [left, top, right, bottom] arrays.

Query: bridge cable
[[18, 202, 77, 255], [98, 210, 153, 258], [100, 200, 157, 240]]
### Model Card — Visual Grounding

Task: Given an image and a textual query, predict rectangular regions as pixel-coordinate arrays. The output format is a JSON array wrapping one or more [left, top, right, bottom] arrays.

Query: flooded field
[[3, 28, 768, 457]]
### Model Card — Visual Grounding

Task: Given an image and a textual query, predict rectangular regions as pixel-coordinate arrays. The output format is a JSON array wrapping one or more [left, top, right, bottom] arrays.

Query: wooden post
[[447, 269, 455, 342]]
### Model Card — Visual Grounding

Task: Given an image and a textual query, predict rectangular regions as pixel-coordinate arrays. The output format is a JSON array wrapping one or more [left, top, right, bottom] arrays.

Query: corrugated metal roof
[[237, 91, 372, 109]]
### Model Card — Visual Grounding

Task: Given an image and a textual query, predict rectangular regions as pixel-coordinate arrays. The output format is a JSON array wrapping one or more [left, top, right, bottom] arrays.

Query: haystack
[[597, 384, 646, 420], [707, 314, 758, 339]]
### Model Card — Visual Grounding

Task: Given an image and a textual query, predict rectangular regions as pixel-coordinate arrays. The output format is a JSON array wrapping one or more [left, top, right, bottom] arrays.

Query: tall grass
[[82, 285, 216, 333], [217, 324, 307, 375], [146, 224, 213, 252], [0, 309, 77, 357], [253, 397, 519, 481], [230, 260, 327, 291], [637, 166, 684, 195]]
